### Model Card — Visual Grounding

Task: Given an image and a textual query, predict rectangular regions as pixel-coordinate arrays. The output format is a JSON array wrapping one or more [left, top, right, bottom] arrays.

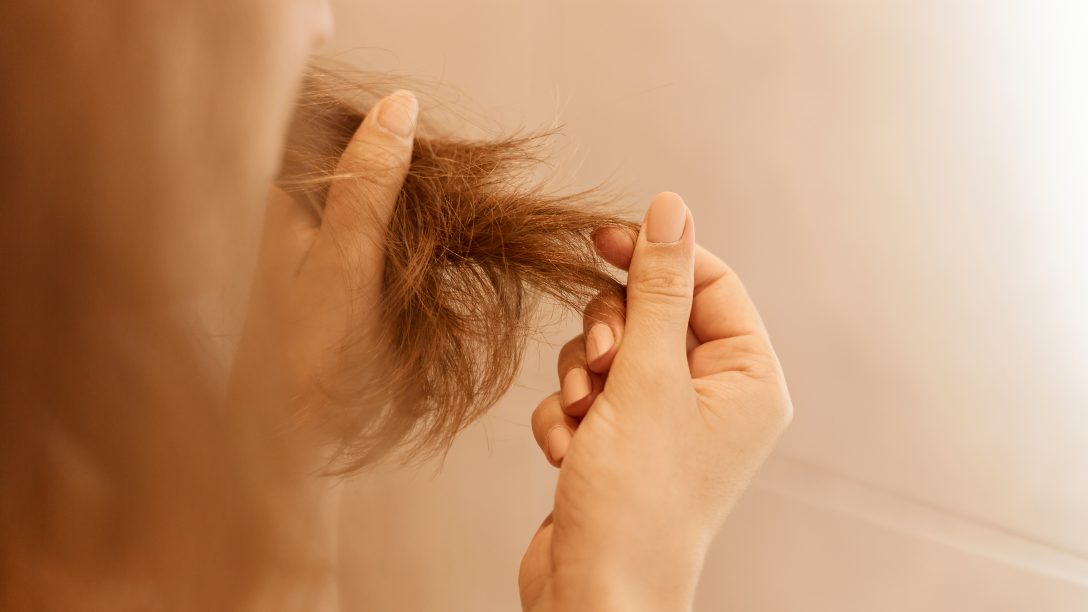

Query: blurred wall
[[326, 1, 1088, 610]]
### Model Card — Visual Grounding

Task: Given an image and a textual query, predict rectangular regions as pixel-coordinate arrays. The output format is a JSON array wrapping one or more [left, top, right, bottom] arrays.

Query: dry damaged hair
[[281, 69, 637, 472]]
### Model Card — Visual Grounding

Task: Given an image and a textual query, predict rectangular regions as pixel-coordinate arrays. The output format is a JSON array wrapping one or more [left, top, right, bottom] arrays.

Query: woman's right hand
[[519, 192, 793, 612]]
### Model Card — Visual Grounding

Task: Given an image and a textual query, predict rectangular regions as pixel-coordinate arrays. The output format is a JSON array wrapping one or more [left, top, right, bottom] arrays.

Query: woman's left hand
[[230, 90, 418, 427]]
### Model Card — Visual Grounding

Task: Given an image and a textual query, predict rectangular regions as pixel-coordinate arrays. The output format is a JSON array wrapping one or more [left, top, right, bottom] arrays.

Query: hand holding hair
[[522, 192, 793, 612], [275, 75, 639, 469], [233, 89, 419, 441]]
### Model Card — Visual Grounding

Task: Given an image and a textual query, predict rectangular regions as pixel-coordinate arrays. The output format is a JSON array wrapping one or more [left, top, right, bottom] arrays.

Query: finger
[[582, 291, 626, 373], [590, 235, 701, 354], [557, 336, 605, 417], [593, 223, 769, 344], [688, 252, 769, 344], [530, 393, 578, 467], [318, 90, 418, 269], [687, 335, 776, 379], [610, 192, 696, 376], [592, 224, 635, 271]]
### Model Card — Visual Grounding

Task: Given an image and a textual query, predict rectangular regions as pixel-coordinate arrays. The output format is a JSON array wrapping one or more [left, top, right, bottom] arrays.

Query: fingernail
[[586, 323, 614, 364], [547, 427, 571, 464], [560, 367, 592, 408], [645, 192, 687, 243], [376, 90, 419, 138]]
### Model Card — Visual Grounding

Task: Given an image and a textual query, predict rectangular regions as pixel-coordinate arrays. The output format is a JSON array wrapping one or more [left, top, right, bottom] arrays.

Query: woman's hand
[[520, 192, 793, 612], [230, 90, 418, 432]]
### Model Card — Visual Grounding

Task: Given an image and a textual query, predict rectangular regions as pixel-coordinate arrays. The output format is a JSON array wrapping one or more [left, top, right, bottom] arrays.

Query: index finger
[[592, 225, 769, 344]]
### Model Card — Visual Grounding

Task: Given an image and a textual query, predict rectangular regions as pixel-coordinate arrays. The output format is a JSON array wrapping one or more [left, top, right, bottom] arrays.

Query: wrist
[[574, 583, 694, 612], [554, 539, 707, 612]]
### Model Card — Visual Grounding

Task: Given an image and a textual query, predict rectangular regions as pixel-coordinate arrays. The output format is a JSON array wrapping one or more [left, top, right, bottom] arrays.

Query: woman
[[0, 1, 792, 610]]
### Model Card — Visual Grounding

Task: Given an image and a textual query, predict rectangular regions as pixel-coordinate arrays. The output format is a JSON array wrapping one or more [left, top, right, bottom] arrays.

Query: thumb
[[319, 90, 418, 269], [612, 192, 695, 375]]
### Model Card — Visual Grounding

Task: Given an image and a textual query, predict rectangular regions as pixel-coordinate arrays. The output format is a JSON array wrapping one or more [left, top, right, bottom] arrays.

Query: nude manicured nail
[[560, 367, 591, 407], [586, 323, 614, 364], [645, 192, 687, 243], [547, 427, 571, 464], [376, 90, 418, 138]]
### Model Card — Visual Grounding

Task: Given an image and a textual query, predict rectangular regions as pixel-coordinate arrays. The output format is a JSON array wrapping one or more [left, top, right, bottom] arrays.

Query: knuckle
[[630, 267, 692, 302], [584, 290, 626, 324], [724, 335, 775, 372], [611, 351, 687, 398], [702, 260, 739, 290], [557, 335, 587, 368], [582, 294, 607, 321], [558, 336, 585, 359], [586, 287, 625, 311], [530, 393, 561, 433]]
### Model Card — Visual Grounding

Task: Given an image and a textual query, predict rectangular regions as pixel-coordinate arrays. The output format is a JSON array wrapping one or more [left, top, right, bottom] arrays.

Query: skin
[[521, 199, 793, 611]]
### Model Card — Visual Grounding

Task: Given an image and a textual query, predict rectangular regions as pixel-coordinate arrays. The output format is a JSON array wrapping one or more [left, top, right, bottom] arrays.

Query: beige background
[[317, 1, 1088, 610]]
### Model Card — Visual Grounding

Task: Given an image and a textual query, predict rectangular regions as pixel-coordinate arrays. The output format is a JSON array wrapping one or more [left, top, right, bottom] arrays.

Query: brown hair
[[0, 7, 632, 601], [280, 68, 635, 472]]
